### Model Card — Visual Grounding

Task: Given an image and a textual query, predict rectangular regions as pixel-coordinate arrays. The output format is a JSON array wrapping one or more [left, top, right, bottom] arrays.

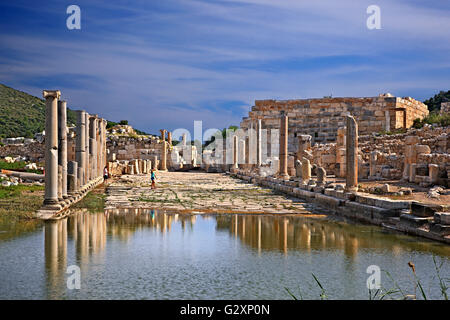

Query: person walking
[[103, 166, 109, 180], [151, 169, 156, 189]]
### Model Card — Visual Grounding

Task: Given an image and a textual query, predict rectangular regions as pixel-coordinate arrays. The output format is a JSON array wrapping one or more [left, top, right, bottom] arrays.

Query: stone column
[[153, 155, 158, 170], [385, 110, 391, 132], [232, 135, 238, 170], [257, 119, 262, 167], [297, 135, 312, 161], [89, 138, 96, 179], [317, 167, 326, 186], [369, 151, 378, 178], [167, 131, 172, 146], [75, 110, 86, 188], [96, 118, 101, 178], [239, 138, 245, 167], [57, 165, 63, 201], [43, 90, 61, 206], [336, 127, 346, 178], [102, 119, 107, 175], [84, 112, 90, 183], [295, 160, 303, 182], [279, 113, 289, 179], [68, 161, 78, 194], [58, 100, 68, 199], [345, 115, 358, 191], [159, 129, 167, 171], [89, 115, 98, 180], [182, 133, 187, 147], [245, 136, 250, 166], [301, 157, 311, 183], [161, 141, 167, 171]]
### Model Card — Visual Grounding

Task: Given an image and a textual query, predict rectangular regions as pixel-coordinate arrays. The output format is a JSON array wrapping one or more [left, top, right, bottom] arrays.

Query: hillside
[[0, 84, 77, 138], [423, 90, 450, 113], [0, 84, 152, 139]]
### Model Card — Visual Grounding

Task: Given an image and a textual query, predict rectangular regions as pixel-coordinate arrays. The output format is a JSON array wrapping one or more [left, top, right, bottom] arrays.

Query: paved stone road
[[105, 171, 323, 215]]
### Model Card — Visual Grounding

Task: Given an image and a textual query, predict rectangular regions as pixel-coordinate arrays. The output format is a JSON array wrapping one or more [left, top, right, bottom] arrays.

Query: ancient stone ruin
[[36, 90, 107, 218]]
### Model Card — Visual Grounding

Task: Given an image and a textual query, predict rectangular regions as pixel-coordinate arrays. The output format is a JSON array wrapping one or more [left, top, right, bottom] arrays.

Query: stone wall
[[240, 95, 429, 155], [0, 141, 45, 162], [304, 125, 449, 185], [107, 135, 164, 161]]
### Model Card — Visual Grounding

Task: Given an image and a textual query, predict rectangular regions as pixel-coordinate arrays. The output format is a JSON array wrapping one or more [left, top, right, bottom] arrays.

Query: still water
[[0, 209, 449, 300]]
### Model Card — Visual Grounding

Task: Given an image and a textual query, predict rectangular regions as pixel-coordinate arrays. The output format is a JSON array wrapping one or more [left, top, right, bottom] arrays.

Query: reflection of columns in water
[[234, 215, 238, 238], [257, 216, 261, 254], [344, 236, 359, 260], [301, 223, 311, 251], [283, 218, 288, 255], [74, 212, 106, 261], [242, 216, 246, 240], [44, 219, 67, 299]]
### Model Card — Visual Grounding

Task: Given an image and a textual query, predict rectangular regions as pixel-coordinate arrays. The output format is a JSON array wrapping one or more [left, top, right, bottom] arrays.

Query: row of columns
[[42, 90, 107, 210], [231, 113, 359, 191]]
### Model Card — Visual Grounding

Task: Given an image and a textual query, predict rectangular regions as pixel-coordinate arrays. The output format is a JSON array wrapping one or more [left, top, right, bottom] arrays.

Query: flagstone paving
[[105, 171, 324, 215]]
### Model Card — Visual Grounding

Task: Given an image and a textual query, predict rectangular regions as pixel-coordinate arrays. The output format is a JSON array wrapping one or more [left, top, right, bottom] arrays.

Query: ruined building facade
[[240, 95, 429, 152]]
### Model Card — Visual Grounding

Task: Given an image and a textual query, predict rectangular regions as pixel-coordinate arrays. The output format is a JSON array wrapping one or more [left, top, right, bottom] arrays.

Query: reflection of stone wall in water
[[214, 214, 442, 254]]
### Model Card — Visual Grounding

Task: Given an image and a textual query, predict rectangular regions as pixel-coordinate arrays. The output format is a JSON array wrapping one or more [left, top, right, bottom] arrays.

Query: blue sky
[[0, 0, 449, 135]]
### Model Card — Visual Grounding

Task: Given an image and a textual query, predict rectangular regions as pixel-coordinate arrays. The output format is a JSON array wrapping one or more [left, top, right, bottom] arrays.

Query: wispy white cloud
[[0, 0, 449, 134]]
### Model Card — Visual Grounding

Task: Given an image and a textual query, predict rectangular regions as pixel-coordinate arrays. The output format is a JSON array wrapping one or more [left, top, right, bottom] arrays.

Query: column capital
[[43, 90, 61, 99]]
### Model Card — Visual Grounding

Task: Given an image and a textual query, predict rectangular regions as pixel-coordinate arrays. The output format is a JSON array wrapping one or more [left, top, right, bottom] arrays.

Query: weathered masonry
[[240, 95, 429, 150]]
